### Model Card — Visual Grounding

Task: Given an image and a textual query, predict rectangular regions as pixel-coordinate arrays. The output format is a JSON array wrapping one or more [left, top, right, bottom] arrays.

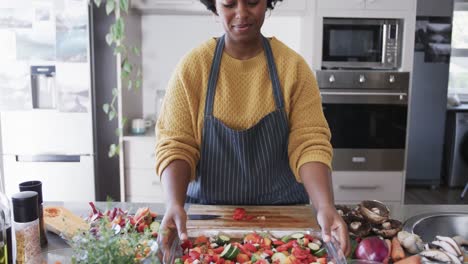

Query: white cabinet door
[[131, 0, 206, 14], [3, 155, 95, 202], [365, 0, 415, 11], [332, 171, 403, 202], [317, 0, 365, 10], [125, 169, 165, 203], [123, 140, 155, 169]]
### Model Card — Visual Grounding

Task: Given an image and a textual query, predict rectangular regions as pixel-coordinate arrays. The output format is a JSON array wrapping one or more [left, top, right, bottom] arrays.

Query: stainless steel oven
[[322, 18, 403, 70], [317, 71, 410, 171]]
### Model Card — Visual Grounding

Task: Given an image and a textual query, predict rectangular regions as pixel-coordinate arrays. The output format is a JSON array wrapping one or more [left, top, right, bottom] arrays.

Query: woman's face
[[215, 0, 267, 43]]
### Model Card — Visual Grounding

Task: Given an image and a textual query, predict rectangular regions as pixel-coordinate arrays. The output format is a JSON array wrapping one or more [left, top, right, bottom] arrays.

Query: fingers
[[318, 216, 332, 243], [337, 221, 350, 256], [174, 211, 188, 241]]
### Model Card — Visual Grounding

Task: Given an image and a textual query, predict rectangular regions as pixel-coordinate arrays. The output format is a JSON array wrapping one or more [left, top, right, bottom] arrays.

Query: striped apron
[[186, 35, 309, 205]]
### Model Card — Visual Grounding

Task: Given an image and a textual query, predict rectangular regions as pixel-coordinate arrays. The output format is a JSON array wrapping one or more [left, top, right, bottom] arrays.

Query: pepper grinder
[[18, 181, 47, 247]]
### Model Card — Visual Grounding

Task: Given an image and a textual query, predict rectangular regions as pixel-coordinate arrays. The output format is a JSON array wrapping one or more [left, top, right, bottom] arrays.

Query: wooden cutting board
[[187, 205, 319, 230], [44, 206, 89, 240]]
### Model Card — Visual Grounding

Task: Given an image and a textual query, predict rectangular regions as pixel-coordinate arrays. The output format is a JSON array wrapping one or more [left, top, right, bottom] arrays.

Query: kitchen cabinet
[[131, 0, 309, 15], [131, 0, 206, 14], [317, 0, 414, 11], [332, 171, 404, 205], [123, 140, 164, 203]]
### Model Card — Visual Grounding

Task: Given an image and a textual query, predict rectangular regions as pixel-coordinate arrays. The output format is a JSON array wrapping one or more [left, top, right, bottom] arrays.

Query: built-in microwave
[[322, 18, 403, 70]]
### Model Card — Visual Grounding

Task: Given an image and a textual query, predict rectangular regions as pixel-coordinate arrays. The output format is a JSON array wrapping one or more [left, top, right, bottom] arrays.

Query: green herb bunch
[[70, 216, 161, 264]]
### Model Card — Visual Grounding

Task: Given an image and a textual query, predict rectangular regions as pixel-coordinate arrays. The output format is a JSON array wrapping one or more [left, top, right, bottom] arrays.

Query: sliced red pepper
[[213, 246, 224, 254], [181, 240, 193, 251], [273, 240, 285, 246], [243, 243, 257, 253]]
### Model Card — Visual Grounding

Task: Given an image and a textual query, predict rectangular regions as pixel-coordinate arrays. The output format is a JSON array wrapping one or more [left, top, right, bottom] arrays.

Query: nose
[[235, 1, 249, 19]]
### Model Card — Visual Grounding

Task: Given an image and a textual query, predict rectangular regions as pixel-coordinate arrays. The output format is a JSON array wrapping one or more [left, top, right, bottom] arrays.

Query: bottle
[[18, 181, 47, 247], [0, 191, 12, 264], [11, 191, 41, 264]]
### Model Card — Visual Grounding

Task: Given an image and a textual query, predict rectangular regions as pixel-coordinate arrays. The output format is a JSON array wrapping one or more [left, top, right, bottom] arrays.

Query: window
[[448, 0, 468, 102]]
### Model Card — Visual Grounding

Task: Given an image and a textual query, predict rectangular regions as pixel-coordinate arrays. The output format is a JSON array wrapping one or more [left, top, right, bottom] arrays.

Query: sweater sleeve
[[288, 58, 333, 182], [155, 65, 200, 181]]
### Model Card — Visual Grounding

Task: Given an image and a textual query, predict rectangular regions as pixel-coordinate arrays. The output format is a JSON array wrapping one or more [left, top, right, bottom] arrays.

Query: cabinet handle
[[338, 185, 379, 190]]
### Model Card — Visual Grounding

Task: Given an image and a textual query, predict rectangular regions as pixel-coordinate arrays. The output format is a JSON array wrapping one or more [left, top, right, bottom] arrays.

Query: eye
[[222, 0, 236, 8], [247, 0, 260, 6]]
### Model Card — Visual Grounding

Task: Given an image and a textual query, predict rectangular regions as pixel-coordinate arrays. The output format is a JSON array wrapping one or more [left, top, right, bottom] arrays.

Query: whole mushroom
[[371, 219, 403, 238], [343, 215, 372, 237], [359, 200, 390, 224]]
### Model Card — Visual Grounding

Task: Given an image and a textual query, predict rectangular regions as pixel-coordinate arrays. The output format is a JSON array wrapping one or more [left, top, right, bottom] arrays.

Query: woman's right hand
[[157, 204, 188, 261]]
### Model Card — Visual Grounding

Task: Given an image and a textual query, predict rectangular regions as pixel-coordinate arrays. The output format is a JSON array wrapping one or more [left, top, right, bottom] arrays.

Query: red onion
[[355, 237, 389, 262]]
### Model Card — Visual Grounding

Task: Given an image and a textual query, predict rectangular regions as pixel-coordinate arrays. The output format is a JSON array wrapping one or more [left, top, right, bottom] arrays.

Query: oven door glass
[[323, 103, 407, 149], [323, 24, 383, 63]]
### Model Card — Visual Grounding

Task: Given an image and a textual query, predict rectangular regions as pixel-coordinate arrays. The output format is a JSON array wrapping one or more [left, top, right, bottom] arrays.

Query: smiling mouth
[[233, 24, 252, 29]]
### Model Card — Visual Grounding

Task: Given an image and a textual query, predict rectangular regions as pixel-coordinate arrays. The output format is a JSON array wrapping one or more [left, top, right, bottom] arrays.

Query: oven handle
[[338, 185, 379, 190]]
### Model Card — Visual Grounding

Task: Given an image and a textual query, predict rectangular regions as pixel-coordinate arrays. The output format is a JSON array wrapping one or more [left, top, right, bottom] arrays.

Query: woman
[[155, 0, 350, 255]]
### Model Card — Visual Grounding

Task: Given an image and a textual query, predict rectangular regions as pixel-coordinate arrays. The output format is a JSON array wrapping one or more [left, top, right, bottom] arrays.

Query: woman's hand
[[316, 205, 351, 257], [157, 204, 188, 262]]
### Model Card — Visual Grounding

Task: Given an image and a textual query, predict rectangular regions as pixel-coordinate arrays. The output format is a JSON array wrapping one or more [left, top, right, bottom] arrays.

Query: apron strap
[[262, 36, 284, 109], [204, 35, 284, 117], [204, 36, 225, 117]]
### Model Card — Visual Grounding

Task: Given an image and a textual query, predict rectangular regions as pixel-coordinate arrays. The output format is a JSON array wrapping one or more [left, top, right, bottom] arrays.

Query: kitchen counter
[[42, 201, 468, 254]]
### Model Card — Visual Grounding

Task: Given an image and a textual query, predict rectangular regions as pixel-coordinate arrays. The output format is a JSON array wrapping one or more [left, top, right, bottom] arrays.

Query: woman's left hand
[[316, 205, 351, 256]]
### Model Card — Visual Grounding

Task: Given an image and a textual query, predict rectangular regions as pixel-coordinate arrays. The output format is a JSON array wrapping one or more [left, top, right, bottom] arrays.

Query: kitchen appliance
[[0, 0, 96, 201], [322, 18, 403, 70], [317, 70, 410, 171], [444, 111, 468, 188]]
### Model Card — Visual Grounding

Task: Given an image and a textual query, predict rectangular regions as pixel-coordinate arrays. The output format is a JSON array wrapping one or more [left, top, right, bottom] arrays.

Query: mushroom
[[398, 231, 425, 254], [452, 235, 468, 247], [343, 215, 372, 237], [419, 249, 452, 263], [335, 205, 351, 217], [372, 219, 403, 238], [359, 200, 390, 224]]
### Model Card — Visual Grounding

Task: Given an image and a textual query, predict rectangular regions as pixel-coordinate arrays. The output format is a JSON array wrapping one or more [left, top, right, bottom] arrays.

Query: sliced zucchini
[[220, 243, 232, 258], [251, 253, 262, 262], [272, 252, 288, 264], [314, 247, 327, 257], [312, 238, 322, 247], [290, 233, 304, 239], [216, 235, 231, 245], [226, 246, 240, 260], [280, 235, 292, 243], [307, 242, 320, 252], [174, 258, 184, 264]]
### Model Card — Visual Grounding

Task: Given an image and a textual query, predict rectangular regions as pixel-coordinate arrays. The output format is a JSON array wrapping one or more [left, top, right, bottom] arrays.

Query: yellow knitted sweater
[[155, 37, 332, 182]]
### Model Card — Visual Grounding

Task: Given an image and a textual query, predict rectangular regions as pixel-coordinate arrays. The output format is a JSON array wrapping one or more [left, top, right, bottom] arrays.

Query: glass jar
[[11, 191, 41, 264]]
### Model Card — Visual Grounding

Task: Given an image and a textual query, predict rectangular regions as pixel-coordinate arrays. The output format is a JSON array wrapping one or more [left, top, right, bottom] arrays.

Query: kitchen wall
[[140, 15, 303, 119]]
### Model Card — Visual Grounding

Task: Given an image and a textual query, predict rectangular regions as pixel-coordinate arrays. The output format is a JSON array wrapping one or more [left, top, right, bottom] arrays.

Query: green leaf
[[123, 59, 132, 73], [114, 45, 126, 55], [136, 68, 142, 78], [93, 0, 102, 8], [122, 117, 128, 126], [135, 79, 141, 90], [132, 46, 140, 56], [115, 127, 121, 137], [108, 144, 117, 157], [127, 79, 132, 90], [114, 18, 125, 42], [121, 71, 129, 80], [106, 0, 115, 15], [112, 87, 118, 96], [109, 110, 116, 121], [105, 33, 113, 46], [102, 103, 110, 114], [120, 0, 129, 13]]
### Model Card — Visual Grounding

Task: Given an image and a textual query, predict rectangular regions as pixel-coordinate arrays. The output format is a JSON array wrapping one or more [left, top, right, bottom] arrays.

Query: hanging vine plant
[[93, 0, 142, 157]]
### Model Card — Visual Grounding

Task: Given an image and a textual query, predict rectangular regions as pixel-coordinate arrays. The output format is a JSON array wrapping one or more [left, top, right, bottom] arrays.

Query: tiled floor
[[405, 185, 468, 204]]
